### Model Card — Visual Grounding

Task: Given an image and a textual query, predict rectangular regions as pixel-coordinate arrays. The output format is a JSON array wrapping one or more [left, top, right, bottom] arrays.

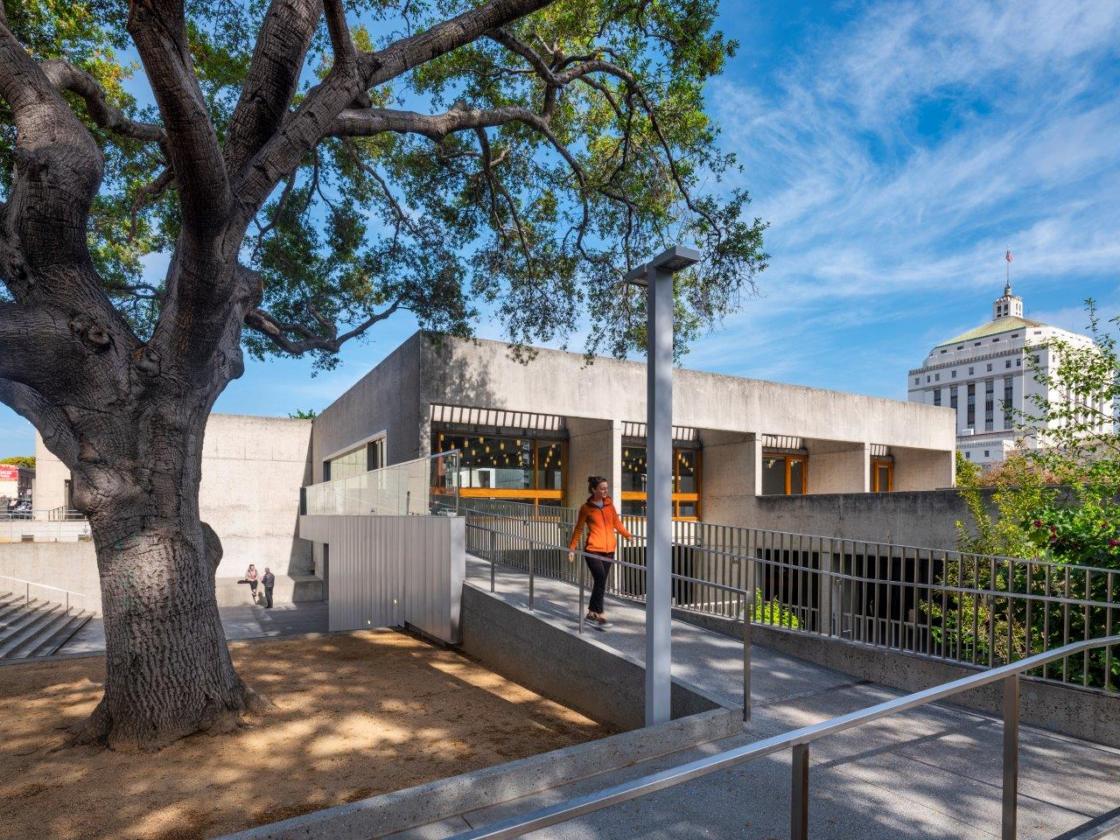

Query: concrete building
[[32, 414, 319, 606], [311, 333, 956, 530], [28, 332, 957, 610], [0, 464, 33, 509], [907, 283, 1105, 466]]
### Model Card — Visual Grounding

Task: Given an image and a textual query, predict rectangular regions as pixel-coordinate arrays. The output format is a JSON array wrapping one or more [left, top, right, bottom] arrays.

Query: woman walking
[[568, 476, 632, 626]]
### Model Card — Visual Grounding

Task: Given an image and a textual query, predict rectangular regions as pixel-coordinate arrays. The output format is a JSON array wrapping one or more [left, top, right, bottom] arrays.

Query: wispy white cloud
[[693, 0, 1120, 395]]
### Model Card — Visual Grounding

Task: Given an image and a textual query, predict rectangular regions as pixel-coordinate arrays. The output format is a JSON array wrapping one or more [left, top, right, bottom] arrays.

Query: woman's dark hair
[[587, 475, 609, 494]]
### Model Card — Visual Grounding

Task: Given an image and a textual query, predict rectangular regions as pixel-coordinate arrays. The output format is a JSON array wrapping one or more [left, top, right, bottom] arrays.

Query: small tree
[[0, 455, 34, 469], [0, 0, 766, 748], [941, 300, 1120, 684]]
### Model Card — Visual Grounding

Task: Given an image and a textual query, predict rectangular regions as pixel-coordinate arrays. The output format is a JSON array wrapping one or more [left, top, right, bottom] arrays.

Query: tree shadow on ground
[[0, 630, 612, 840]]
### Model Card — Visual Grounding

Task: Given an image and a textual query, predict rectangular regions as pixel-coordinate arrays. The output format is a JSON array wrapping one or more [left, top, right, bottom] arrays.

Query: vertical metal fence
[[460, 498, 1120, 696]]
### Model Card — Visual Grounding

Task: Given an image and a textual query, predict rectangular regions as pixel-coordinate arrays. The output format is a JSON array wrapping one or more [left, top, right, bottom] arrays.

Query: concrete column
[[698, 430, 759, 526], [806, 440, 870, 494], [893, 446, 955, 491], [565, 418, 621, 506]]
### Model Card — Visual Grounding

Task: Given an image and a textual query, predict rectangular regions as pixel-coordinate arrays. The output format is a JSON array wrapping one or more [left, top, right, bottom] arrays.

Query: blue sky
[[3, 0, 1119, 457]]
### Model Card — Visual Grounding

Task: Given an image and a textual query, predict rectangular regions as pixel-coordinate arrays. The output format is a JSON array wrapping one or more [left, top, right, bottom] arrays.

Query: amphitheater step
[[22, 610, 92, 658], [0, 602, 63, 657]]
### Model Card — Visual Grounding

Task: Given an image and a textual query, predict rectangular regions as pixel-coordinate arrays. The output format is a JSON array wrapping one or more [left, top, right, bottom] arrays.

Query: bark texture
[[0, 0, 553, 749]]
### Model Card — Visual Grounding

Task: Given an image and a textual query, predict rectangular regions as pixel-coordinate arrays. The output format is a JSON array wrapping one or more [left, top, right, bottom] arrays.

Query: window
[[965, 452, 972, 460], [951, 370, 957, 379], [985, 379, 994, 431], [1003, 377, 1014, 428], [940, 349, 947, 354], [993, 338, 1000, 343], [433, 431, 565, 507], [950, 386, 959, 412], [984, 450, 990, 458], [957, 345, 964, 350], [1005, 360, 1012, 369], [762, 453, 807, 496], [968, 366, 974, 375], [324, 439, 385, 482], [974, 341, 982, 346], [1011, 333, 1019, 338], [986, 363, 993, 372], [926, 375, 931, 383], [914, 376, 920, 385], [933, 389, 942, 406], [967, 383, 976, 428], [871, 458, 893, 493], [1016, 359, 1021, 367], [934, 373, 940, 381], [620, 444, 702, 518]]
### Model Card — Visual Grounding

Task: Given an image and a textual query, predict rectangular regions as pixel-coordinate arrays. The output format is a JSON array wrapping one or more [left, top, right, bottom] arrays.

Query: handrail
[[0, 574, 87, 612], [453, 634, 1120, 840]]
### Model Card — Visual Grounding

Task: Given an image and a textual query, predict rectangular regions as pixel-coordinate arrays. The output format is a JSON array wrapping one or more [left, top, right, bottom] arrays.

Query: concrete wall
[[34, 413, 313, 579], [739, 488, 995, 550], [0, 541, 100, 613], [418, 335, 956, 454], [566, 418, 621, 505], [311, 333, 425, 482], [807, 440, 870, 494], [459, 583, 730, 730]]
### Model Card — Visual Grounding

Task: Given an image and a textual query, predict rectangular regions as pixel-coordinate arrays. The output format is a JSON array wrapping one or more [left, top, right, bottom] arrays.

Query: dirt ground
[[0, 631, 612, 840]]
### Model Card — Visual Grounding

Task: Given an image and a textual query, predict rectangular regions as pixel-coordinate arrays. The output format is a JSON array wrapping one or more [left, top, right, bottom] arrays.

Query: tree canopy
[[1, 0, 767, 371]]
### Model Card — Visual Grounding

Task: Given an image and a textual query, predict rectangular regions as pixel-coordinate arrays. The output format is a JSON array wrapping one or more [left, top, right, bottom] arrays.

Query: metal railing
[[464, 514, 754, 722], [459, 498, 1120, 695], [0, 574, 88, 612], [453, 634, 1120, 840], [303, 451, 461, 516], [0, 506, 86, 521]]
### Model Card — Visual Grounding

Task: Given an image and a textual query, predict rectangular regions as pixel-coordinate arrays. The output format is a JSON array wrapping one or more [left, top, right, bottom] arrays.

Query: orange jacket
[[569, 496, 633, 554]]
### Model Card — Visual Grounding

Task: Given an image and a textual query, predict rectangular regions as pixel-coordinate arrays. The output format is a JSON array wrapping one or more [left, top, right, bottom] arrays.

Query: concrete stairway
[[0, 591, 92, 659]]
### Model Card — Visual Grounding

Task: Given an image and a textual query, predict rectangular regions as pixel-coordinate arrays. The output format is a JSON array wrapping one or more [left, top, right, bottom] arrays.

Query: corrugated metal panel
[[300, 514, 464, 643]]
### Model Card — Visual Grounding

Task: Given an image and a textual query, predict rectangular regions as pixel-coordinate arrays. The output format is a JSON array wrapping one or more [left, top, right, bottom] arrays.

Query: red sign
[[0, 465, 18, 481]]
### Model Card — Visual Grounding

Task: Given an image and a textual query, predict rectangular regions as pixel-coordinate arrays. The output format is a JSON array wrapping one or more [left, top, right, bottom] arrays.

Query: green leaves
[[3, 0, 768, 363]]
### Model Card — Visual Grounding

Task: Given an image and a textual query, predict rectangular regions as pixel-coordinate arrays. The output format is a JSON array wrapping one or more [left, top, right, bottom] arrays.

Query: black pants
[[264, 585, 274, 608], [249, 580, 258, 599], [585, 552, 613, 614]]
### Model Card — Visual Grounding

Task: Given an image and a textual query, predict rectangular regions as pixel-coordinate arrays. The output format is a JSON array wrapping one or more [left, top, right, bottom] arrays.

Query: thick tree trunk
[[70, 410, 260, 751]]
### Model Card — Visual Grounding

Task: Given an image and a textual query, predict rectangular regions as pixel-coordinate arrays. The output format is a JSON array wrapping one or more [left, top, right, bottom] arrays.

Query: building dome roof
[[935, 315, 1043, 348]]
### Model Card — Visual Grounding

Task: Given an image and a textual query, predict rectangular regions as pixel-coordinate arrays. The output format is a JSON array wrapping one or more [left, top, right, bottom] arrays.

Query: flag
[[1005, 249, 1013, 263]]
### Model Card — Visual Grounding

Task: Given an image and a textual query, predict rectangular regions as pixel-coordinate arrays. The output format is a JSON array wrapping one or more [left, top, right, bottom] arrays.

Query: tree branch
[[0, 379, 79, 466], [127, 0, 231, 235], [244, 300, 401, 355], [235, 0, 554, 220], [224, 0, 321, 175], [40, 61, 165, 143]]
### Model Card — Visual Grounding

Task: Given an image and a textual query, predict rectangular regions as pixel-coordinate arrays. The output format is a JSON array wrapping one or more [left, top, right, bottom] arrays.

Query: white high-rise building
[[908, 283, 1104, 466]]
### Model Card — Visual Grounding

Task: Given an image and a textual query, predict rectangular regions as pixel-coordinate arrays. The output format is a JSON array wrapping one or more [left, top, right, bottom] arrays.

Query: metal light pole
[[624, 245, 701, 726]]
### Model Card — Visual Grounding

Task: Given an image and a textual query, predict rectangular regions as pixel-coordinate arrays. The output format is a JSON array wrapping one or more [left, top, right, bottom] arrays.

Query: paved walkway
[[458, 558, 1120, 840], [59, 601, 329, 655]]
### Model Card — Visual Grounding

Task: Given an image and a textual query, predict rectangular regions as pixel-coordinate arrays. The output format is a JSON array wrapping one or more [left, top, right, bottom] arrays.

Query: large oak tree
[[0, 0, 765, 749]]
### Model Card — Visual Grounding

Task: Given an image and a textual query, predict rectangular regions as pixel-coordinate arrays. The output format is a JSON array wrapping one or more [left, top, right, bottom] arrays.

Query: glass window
[[621, 444, 702, 519], [1003, 377, 1014, 428], [951, 370, 957, 378], [762, 454, 807, 495], [433, 431, 564, 505], [326, 445, 371, 482], [985, 379, 995, 431], [933, 389, 941, 406], [967, 383, 976, 428]]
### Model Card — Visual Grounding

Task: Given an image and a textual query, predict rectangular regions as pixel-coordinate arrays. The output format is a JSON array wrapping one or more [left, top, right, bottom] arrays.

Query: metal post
[[791, 743, 810, 840], [528, 525, 535, 611], [579, 558, 586, 634], [624, 246, 699, 728], [489, 529, 496, 593], [1002, 674, 1020, 840], [645, 262, 673, 726], [743, 593, 752, 723]]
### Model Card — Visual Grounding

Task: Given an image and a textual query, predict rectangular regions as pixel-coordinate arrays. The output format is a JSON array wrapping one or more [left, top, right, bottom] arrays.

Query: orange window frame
[[871, 458, 894, 493], [621, 449, 702, 520], [763, 451, 809, 495], [435, 432, 567, 507]]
